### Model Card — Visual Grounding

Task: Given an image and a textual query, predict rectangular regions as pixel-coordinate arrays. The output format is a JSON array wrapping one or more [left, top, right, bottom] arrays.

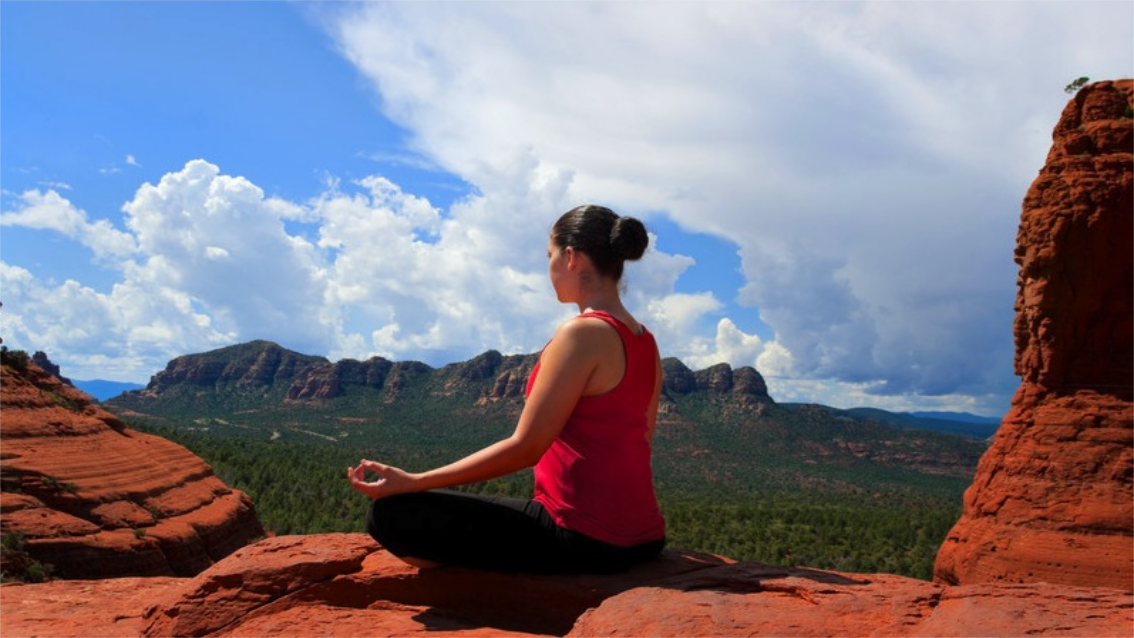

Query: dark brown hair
[[551, 205, 649, 282]]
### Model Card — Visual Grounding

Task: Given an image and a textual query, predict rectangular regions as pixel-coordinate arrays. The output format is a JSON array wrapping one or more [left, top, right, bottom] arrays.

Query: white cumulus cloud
[[1, 189, 137, 260], [1, 158, 718, 384], [313, 0, 1131, 414]]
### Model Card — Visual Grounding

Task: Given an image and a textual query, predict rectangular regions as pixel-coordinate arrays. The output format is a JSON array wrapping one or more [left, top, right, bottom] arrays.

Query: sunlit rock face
[[0, 356, 264, 580], [935, 79, 1133, 591], [4, 533, 1130, 638]]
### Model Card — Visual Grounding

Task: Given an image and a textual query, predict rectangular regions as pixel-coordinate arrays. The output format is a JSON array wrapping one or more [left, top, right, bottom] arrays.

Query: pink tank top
[[526, 311, 666, 547]]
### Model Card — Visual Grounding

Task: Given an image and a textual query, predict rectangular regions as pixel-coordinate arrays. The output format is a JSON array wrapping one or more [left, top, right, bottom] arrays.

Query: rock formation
[[0, 356, 264, 580], [137, 340, 328, 394], [285, 357, 394, 400], [661, 358, 773, 402], [30, 351, 75, 388], [935, 80, 1133, 589], [118, 341, 535, 405], [480, 353, 540, 401], [2, 534, 1130, 637], [119, 341, 779, 410]]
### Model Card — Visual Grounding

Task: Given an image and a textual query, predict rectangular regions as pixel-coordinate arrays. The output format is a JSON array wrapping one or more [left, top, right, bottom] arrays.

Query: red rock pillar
[[934, 80, 1133, 590]]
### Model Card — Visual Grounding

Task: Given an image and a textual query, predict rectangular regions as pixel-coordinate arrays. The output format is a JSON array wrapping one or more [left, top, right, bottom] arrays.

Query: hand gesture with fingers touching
[[347, 459, 418, 500]]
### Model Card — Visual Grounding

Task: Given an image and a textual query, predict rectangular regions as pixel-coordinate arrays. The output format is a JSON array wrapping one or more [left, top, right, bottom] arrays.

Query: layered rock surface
[[3, 534, 1130, 638], [934, 80, 1134, 590], [0, 358, 264, 579]]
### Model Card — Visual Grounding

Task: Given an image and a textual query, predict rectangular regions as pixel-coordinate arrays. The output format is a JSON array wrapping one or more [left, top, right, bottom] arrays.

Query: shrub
[[1064, 76, 1090, 94], [1, 346, 29, 371], [0, 530, 55, 583], [40, 475, 79, 494], [46, 390, 84, 413], [1, 530, 26, 552], [23, 560, 53, 583]]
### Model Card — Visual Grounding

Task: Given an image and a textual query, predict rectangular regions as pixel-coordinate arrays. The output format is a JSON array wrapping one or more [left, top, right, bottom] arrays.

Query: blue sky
[[2, 1, 1130, 417]]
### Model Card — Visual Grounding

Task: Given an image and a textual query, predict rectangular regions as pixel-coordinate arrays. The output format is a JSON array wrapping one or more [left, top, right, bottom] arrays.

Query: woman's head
[[550, 205, 649, 283]]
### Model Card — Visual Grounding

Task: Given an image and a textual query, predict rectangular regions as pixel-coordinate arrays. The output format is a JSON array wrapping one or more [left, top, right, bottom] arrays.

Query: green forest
[[132, 419, 968, 581], [101, 341, 985, 582]]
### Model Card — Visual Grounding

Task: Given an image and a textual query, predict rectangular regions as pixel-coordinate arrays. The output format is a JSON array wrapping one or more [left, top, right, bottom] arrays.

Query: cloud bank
[[3, 2, 1130, 416], [316, 1, 1130, 412], [2, 159, 715, 390]]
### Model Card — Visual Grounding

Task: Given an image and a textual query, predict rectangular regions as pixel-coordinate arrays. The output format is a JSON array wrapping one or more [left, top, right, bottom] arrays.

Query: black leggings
[[366, 490, 665, 574]]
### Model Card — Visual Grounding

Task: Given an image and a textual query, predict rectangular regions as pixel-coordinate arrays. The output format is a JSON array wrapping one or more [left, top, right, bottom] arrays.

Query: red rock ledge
[[2, 533, 1130, 638]]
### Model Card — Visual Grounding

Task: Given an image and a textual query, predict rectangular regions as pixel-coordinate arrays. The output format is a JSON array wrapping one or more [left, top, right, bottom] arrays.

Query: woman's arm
[[348, 317, 610, 500]]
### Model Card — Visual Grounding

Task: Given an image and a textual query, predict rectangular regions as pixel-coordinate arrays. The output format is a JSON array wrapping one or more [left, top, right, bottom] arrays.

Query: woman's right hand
[[347, 459, 419, 500]]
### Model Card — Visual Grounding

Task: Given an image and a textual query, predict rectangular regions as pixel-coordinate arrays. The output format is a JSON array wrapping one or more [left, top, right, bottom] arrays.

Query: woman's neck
[[575, 287, 627, 318]]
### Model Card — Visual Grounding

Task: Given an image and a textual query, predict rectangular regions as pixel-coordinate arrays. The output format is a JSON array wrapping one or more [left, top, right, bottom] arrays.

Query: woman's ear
[[565, 246, 592, 272], [564, 246, 580, 270]]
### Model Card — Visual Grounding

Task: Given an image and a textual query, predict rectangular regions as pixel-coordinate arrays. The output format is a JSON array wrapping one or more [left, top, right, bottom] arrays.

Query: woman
[[347, 204, 665, 574]]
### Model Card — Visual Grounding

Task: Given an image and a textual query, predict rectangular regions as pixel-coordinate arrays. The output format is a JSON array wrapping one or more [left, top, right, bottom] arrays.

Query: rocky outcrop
[[285, 357, 394, 400], [30, 351, 75, 388], [662, 359, 773, 402], [446, 350, 506, 384], [0, 357, 264, 580], [380, 360, 433, 402], [934, 80, 1133, 590], [481, 353, 540, 401], [2, 534, 1129, 637], [141, 340, 328, 393]]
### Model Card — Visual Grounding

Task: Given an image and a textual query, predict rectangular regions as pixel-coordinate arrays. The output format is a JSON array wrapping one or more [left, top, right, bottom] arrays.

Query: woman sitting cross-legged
[[347, 204, 666, 574]]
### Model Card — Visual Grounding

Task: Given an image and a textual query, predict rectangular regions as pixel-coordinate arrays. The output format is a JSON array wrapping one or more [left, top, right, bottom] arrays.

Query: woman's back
[[529, 311, 666, 547]]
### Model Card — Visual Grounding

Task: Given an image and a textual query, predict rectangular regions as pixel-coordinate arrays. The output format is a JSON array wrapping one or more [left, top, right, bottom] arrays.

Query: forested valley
[[130, 401, 974, 581], [106, 341, 989, 581]]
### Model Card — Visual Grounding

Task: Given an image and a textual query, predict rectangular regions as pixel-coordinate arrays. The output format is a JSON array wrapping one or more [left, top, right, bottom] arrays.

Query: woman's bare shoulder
[[552, 315, 621, 349], [559, 314, 618, 335]]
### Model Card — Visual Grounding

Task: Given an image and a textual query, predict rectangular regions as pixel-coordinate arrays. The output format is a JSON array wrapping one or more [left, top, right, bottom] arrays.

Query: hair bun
[[610, 216, 649, 261]]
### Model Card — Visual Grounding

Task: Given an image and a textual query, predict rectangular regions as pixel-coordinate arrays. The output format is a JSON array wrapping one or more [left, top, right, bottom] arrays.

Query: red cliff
[[0, 355, 264, 579], [935, 80, 1134, 589]]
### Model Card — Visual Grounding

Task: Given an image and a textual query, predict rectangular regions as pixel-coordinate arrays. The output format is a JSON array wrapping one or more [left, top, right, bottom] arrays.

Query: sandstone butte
[[935, 78, 1134, 592], [2, 80, 1132, 637]]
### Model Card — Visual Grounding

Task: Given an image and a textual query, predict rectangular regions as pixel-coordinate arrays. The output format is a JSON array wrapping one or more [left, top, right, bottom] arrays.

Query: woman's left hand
[[347, 459, 419, 500]]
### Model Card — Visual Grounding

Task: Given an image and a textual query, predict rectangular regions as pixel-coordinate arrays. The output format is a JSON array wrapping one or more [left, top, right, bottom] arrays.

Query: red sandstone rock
[[934, 80, 1134, 590], [1, 576, 184, 638], [139, 533, 734, 637], [4, 533, 1130, 638], [0, 359, 264, 580], [571, 568, 1133, 638]]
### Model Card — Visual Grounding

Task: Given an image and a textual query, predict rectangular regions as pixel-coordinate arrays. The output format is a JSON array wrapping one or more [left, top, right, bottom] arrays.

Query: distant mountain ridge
[[114, 339, 778, 405], [39, 341, 1002, 433], [909, 411, 1001, 425], [105, 339, 993, 443], [71, 379, 146, 401], [844, 407, 999, 440]]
